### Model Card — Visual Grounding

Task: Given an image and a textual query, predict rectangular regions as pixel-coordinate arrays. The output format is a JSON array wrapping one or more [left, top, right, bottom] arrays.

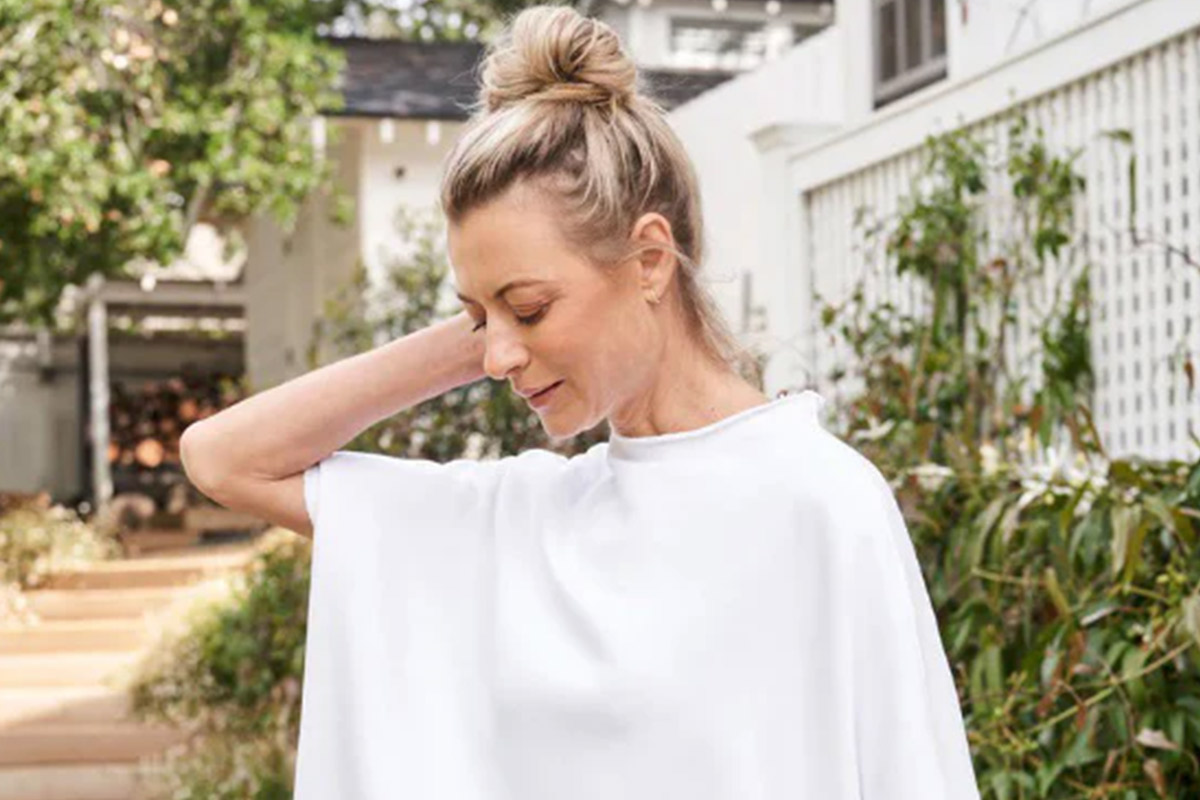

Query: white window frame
[[667, 16, 771, 70], [872, 0, 947, 107]]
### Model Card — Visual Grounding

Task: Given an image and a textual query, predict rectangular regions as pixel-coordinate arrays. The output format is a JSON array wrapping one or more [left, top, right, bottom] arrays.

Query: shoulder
[[313, 443, 605, 487], [772, 420, 901, 545], [305, 451, 511, 523], [315, 449, 503, 485], [303, 445, 606, 537], [496, 441, 609, 492], [754, 391, 884, 485], [799, 425, 891, 491]]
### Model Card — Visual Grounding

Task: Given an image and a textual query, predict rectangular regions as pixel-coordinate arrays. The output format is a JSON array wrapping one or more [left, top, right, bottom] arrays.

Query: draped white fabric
[[293, 390, 981, 799]]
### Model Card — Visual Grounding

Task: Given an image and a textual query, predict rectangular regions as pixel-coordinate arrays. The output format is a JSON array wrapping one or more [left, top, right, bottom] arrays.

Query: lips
[[526, 380, 563, 408], [518, 380, 561, 399], [532, 380, 562, 398]]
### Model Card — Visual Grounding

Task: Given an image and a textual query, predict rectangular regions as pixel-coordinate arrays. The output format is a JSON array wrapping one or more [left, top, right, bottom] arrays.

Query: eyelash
[[471, 306, 548, 332]]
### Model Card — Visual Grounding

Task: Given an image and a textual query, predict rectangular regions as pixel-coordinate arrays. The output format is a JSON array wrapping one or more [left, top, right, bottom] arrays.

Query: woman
[[181, 5, 981, 798]]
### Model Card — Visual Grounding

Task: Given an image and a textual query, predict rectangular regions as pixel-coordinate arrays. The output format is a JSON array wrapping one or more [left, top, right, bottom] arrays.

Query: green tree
[[0, 0, 572, 330], [0, 0, 354, 328], [334, 0, 534, 42]]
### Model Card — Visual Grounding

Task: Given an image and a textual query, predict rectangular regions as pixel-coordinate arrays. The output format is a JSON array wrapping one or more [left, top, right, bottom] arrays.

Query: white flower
[[850, 417, 895, 443], [1016, 480, 1046, 511], [910, 462, 954, 492], [980, 441, 1000, 477], [1073, 490, 1097, 519]]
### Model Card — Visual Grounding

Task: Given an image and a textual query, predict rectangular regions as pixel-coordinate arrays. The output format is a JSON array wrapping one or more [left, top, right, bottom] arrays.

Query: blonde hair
[[439, 3, 753, 376]]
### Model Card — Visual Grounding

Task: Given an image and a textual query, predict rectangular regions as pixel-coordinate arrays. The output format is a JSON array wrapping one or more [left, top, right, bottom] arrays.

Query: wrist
[[442, 311, 487, 388]]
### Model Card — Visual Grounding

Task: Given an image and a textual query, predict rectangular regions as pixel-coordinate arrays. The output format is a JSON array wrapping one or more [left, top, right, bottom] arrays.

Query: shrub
[[890, 438, 1200, 799], [130, 531, 309, 800], [822, 118, 1200, 798], [0, 491, 119, 592]]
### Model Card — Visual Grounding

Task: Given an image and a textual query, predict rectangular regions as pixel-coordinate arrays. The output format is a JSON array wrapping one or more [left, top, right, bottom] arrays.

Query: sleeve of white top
[[293, 448, 508, 798], [300, 450, 502, 544], [848, 467, 981, 800], [303, 460, 321, 529]]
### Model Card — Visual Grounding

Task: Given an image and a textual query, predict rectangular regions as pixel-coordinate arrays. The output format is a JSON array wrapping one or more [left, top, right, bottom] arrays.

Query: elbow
[[180, 422, 226, 499]]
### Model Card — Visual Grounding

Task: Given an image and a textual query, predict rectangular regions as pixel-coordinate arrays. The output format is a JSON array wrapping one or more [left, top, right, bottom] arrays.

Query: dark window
[[878, 1, 898, 81], [903, 0, 922, 69], [874, 0, 948, 107], [931, 0, 946, 56]]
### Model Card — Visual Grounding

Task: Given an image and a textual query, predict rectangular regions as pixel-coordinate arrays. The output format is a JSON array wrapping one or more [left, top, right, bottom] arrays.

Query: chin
[[537, 410, 580, 442]]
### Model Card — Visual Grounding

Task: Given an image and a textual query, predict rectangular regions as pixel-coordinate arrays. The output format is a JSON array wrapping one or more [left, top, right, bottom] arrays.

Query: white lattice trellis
[[796, 22, 1200, 463]]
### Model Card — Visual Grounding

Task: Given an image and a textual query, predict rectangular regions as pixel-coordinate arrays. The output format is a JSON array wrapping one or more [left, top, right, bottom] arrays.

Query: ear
[[629, 212, 678, 300]]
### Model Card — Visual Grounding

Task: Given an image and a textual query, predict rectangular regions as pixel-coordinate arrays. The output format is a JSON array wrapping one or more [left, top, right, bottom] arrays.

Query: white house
[[669, 0, 1200, 462], [5, 0, 1194, 505], [581, 0, 834, 71]]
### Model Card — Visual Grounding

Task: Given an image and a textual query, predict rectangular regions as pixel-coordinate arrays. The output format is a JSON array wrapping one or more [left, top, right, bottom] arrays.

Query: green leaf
[[1144, 493, 1195, 551], [1100, 128, 1133, 146], [1121, 646, 1149, 703], [1110, 505, 1137, 580], [1044, 565, 1073, 623], [1182, 593, 1200, 652]]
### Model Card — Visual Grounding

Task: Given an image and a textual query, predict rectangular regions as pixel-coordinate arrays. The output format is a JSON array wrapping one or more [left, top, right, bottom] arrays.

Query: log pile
[[102, 371, 246, 513]]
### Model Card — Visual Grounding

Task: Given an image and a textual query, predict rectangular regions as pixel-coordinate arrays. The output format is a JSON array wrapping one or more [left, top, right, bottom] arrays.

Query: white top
[[294, 389, 981, 800]]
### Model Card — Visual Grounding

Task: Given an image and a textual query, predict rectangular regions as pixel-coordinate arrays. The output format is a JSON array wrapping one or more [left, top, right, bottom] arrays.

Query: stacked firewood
[[100, 371, 246, 513], [106, 373, 244, 470]]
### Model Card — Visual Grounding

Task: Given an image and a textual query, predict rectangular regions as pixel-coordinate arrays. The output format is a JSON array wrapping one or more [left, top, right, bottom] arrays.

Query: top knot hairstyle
[[439, 4, 752, 376]]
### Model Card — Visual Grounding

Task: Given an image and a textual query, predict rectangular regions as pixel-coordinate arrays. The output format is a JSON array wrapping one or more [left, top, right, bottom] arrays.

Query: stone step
[[0, 687, 131, 727], [0, 620, 148, 655], [0, 721, 187, 767], [0, 763, 162, 800], [43, 549, 254, 591], [121, 538, 260, 562], [118, 528, 200, 556], [0, 652, 142, 688], [0, 539, 269, 799], [19, 587, 180, 622], [182, 504, 264, 534]]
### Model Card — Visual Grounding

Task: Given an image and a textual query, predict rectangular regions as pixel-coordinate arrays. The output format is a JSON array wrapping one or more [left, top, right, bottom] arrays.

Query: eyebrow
[[455, 279, 548, 304]]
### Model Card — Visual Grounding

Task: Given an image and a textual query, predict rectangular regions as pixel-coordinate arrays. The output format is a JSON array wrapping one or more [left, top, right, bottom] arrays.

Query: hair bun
[[479, 5, 638, 112]]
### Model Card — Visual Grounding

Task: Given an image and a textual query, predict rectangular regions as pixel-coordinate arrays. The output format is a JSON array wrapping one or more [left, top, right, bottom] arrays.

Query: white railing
[[787, 0, 1200, 463]]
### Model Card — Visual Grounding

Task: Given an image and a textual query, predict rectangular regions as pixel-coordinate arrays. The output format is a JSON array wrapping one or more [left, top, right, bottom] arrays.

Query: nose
[[482, 327, 530, 382]]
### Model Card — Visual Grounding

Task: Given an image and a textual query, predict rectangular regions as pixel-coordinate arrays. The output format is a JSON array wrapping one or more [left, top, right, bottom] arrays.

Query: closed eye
[[471, 305, 549, 332]]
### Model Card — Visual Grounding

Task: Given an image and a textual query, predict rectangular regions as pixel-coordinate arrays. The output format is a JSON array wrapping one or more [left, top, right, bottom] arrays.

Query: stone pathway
[[0, 536, 264, 800]]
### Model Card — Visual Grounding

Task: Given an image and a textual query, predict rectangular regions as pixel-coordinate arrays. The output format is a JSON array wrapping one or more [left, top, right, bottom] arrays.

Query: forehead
[[447, 183, 587, 299]]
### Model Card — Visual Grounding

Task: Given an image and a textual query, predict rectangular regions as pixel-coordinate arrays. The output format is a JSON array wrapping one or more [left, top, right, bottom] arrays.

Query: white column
[[836, 0, 875, 123], [751, 122, 840, 396], [85, 272, 112, 515]]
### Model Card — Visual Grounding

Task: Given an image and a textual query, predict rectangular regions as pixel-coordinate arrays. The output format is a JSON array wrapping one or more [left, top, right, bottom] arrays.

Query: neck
[[609, 337, 768, 439]]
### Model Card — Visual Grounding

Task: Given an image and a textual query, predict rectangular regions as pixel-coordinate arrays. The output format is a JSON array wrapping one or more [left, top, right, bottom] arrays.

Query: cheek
[[550, 326, 596, 373], [549, 294, 648, 380], [590, 309, 649, 376]]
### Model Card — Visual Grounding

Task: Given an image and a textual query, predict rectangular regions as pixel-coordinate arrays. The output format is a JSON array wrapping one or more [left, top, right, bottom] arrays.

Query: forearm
[[182, 311, 485, 491]]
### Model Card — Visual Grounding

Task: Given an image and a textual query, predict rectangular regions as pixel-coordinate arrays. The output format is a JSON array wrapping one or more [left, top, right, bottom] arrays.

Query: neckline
[[606, 389, 824, 462]]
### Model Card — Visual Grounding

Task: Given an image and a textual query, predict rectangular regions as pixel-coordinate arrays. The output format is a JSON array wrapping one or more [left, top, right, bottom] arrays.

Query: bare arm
[[180, 311, 486, 536]]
